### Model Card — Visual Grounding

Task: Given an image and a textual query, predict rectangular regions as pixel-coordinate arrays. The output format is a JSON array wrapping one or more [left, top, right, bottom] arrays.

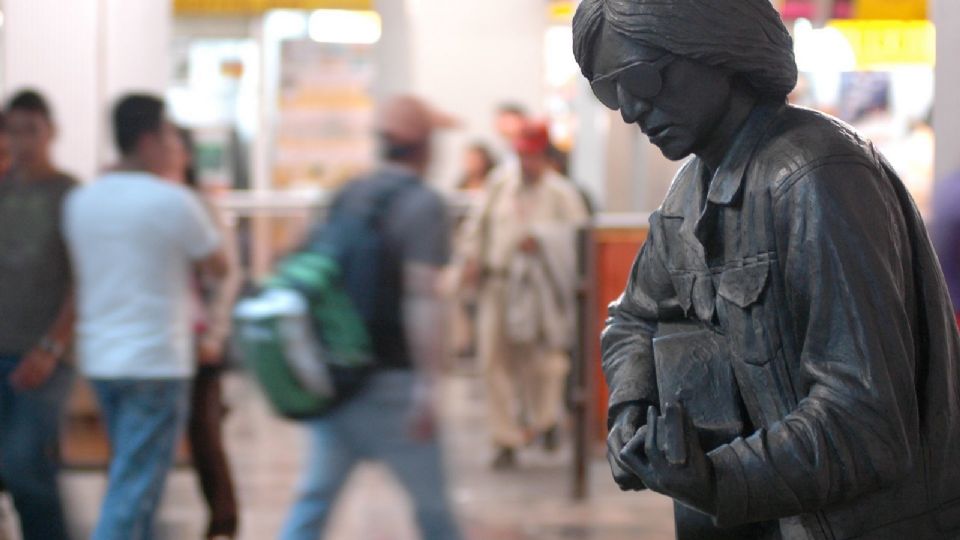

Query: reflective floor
[[55, 372, 675, 539]]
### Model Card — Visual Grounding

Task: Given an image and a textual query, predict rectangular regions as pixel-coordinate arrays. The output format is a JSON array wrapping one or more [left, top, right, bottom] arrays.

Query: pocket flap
[[717, 264, 769, 308], [670, 271, 695, 315]]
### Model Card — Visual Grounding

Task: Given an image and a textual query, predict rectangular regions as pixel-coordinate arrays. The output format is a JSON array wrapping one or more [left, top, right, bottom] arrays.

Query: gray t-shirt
[[333, 166, 451, 368], [0, 173, 76, 354]]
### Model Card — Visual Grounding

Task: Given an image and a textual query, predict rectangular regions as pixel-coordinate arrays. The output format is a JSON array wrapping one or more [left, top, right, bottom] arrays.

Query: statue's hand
[[607, 403, 647, 491], [619, 403, 717, 514]]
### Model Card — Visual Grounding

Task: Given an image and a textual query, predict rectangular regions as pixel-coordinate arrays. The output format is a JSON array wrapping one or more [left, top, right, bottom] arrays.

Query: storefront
[[170, 1, 386, 280], [171, 0, 382, 194], [780, 0, 935, 213]]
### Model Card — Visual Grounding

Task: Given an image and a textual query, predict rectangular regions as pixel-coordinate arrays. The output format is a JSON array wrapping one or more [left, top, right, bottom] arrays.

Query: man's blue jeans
[[90, 378, 191, 540], [0, 354, 74, 540], [281, 370, 462, 540]]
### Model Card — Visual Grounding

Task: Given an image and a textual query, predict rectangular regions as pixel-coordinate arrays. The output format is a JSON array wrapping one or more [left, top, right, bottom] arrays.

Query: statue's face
[[590, 25, 735, 161]]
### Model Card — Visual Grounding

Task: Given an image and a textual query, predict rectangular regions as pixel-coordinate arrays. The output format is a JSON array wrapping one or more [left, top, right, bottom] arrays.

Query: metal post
[[571, 224, 597, 500]]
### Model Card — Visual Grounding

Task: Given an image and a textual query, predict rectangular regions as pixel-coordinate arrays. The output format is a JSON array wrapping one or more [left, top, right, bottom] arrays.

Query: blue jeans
[[280, 370, 462, 540], [90, 378, 191, 540], [0, 354, 74, 540]]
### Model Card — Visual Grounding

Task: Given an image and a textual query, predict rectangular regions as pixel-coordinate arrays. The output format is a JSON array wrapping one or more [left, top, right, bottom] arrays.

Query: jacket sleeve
[[709, 159, 919, 526], [601, 213, 683, 426]]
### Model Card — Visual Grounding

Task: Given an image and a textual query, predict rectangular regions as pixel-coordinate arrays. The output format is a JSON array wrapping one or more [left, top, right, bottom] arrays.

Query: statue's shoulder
[[763, 105, 871, 162], [756, 105, 876, 191]]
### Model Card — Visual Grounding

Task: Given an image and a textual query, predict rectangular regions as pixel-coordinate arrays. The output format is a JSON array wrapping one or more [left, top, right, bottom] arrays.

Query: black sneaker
[[542, 425, 560, 452], [491, 447, 517, 470]]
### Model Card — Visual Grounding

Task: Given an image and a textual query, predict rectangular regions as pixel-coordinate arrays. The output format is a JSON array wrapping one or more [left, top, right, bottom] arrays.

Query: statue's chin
[[653, 141, 691, 162], [646, 127, 694, 162]]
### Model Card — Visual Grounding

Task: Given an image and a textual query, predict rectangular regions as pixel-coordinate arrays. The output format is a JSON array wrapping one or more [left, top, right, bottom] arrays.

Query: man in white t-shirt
[[63, 94, 226, 540]]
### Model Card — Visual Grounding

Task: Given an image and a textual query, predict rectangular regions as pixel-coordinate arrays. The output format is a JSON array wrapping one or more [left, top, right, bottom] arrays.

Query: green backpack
[[232, 252, 373, 419], [232, 180, 412, 419]]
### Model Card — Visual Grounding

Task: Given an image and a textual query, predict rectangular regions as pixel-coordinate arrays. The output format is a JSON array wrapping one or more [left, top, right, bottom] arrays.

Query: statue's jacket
[[603, 101, 960, 539]]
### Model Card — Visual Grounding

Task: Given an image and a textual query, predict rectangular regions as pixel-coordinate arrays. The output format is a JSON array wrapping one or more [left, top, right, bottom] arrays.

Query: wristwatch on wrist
[[38, 336, 65, 358]]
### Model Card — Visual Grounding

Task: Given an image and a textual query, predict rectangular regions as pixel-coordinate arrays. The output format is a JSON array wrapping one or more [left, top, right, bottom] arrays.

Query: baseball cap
[[513, 121, 550, 155], [376, 95, 458, 146]]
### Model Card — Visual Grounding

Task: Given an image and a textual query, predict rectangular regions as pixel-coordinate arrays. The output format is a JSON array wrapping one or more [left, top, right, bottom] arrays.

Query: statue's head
[[573, 0, 797, 160]]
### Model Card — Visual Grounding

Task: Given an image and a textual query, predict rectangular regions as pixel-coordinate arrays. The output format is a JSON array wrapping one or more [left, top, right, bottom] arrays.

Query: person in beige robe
[[463, 122, 589, 469]]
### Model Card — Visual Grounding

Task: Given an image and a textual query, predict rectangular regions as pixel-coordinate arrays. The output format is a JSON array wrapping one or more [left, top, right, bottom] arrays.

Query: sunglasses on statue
[[590, 54, 675, 110]]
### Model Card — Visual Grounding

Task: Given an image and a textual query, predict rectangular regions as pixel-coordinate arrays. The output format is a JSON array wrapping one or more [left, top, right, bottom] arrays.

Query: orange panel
[[592, 227, 648, 439]]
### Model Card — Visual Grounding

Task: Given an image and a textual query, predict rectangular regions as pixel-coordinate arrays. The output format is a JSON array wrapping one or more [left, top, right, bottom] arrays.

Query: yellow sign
[[174, 0, 374, 15], [828, 19, 935, 69], [855, 0, 927, 20], [548, 1, 575, 23]]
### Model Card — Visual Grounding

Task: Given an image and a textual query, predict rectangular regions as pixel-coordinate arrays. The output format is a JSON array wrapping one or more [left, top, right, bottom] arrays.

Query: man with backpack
[[280, 95, 462, 540]]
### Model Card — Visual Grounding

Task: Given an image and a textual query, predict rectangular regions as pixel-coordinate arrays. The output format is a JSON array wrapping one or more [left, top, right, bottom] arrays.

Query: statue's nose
[[618, 85, 649, 124]]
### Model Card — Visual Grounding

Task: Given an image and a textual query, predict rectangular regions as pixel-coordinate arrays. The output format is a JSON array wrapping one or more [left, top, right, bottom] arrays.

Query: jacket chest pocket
[[716, 262, 781, 366]]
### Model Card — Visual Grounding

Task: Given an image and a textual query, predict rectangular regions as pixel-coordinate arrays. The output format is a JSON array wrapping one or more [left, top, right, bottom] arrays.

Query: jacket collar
[[704, 99, 784, 207]]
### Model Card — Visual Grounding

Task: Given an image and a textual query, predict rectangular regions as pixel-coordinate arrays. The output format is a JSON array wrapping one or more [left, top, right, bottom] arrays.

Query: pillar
[[934, 0, 960, 181], [2, 0, 172, 181]]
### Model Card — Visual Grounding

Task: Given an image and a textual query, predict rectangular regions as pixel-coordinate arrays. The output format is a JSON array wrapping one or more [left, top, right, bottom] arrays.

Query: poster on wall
[[274, 40, 376, 191]]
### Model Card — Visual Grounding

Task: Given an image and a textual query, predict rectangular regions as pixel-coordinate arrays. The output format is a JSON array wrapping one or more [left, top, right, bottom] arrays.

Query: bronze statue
[[573, 1, 960, 538]]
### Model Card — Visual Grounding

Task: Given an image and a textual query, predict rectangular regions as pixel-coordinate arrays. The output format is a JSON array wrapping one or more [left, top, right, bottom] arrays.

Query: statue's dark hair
[[573, 0, 798, 99]]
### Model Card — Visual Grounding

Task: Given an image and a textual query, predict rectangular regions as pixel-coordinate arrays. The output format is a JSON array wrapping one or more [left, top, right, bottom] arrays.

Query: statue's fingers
[[662, 402, 688, 466], [619, 424, 649, 474], [642, 405, 666, 468]]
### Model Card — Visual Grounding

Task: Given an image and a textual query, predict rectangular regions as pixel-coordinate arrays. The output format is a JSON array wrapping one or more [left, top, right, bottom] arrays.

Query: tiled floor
[[55, 373, 675, 540]]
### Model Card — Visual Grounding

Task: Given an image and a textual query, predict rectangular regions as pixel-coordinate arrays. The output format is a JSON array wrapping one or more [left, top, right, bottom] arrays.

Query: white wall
[[3, 0, 100, 181], [402, 0, 547, 189], [103, 0, 171, 99], [2, 0, 171, 181], [373, 0, 413, 101], [934, 0, 960, 181], [101, 0, 172, 165]]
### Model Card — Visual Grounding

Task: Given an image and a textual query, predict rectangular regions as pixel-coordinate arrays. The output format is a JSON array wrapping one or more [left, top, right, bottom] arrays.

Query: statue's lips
[[645, 125, 671, 141]]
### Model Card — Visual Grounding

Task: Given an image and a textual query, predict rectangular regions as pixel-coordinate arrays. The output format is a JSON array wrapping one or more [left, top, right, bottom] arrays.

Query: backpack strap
[[367, 175, 418, 230]]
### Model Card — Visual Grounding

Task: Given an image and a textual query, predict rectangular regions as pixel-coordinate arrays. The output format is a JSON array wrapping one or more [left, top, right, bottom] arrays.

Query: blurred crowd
[[0, 88, 594, 540]]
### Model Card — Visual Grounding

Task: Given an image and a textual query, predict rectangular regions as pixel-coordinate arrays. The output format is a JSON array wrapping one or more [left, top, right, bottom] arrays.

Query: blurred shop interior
[[2, 0, 957, 222], [2, 0, 960, 537]]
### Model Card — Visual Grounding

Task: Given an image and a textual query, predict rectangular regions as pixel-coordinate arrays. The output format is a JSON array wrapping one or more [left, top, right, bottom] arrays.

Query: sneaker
[[541, 425, 560, 453], [491, 447, 517, 471]]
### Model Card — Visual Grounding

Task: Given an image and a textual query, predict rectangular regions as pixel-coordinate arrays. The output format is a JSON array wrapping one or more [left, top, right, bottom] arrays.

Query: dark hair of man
[[380, 134, 426, 163], [6, 89, 53, 123], [496, 103, 527, 118], [113, 94, 165, 157], [469, 142, 497, 177], [177, 127, 199, 189], [0, 111, 6, 132]]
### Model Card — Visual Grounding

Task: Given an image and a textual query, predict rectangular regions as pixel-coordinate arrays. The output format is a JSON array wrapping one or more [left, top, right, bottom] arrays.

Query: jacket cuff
[[708, 442, 751, 528], [606, 398, 653, 430]]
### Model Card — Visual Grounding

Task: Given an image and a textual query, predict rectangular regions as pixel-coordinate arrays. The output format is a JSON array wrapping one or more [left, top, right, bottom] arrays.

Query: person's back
[[281, 95, 462, 540], [331, 167, 449, 367], [64, 93, 225, 540], [65, 172, 217, 378]]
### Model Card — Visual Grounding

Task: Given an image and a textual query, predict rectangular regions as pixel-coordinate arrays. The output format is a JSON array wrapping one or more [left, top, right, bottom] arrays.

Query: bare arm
[[199, 208, 244, 354], [401, 261, 448, 440], [44, 289, 76, 352], [196, 247, 228, 280], [10, 289, 76, 389], [403, 262, 447, 386]]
